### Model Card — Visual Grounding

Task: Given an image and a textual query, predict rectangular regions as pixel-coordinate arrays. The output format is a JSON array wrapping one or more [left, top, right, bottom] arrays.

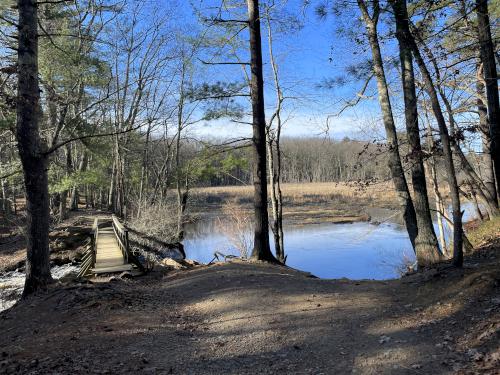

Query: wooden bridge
[[78, 215, 143, 278]]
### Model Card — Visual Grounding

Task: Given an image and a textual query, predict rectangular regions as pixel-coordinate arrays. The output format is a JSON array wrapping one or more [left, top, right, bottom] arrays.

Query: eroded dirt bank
[[0, 243, 499, 374]]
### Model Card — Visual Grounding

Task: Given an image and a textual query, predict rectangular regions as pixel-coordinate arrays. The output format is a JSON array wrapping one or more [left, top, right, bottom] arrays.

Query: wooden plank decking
[[92, 227, 133, 274]]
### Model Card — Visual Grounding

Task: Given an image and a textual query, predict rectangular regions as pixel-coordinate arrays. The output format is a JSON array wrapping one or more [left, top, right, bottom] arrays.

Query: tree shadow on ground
[[0, 249, 499, 374]]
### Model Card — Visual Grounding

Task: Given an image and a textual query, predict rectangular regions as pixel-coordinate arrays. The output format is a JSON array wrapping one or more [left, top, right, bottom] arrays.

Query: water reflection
[[183, 202, 480, 280], [184, 220, 414, 280]]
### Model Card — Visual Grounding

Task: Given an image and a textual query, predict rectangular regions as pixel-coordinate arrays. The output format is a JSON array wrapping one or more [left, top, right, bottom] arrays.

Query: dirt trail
[[0, 245, 499, 374]]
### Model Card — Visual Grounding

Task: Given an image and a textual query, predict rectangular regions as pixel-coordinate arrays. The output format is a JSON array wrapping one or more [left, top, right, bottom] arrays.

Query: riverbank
[[0, 213, 91, 273], [1, 222, 499, 374]]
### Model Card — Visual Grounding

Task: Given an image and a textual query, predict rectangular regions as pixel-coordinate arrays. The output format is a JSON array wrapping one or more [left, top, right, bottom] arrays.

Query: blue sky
[[183, 0, 389, 141], [173, 0, 486, 151]]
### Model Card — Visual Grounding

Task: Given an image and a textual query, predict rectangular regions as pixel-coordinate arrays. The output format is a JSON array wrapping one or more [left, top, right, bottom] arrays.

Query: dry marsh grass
[[192, 182, 396, 204], [190, 182, 398, 223]]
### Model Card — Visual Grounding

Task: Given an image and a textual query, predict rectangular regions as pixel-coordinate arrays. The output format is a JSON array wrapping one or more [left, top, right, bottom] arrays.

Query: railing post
[[124, 229, 129, 262], [92, 218, 98, 268], [93, 226, 97, 267]]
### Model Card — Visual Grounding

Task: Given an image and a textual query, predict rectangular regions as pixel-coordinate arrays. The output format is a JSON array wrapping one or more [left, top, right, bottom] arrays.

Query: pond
[[184, 219, 415, 280], [183, 203, 480, 280]]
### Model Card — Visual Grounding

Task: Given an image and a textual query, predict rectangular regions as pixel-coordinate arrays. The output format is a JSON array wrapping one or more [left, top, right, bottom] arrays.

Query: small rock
[[379, 335, 391, 344], [467, 349, 484, 361], [161, 258, 187, 270]]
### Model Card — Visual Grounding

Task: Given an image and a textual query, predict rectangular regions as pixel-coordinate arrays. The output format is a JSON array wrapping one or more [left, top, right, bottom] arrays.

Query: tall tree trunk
[[16, 0, 52, 295], [476, 0, 500, 200], [422, 109, 448, 256], [108, 159, 116, 211], [59, 144, 72, 220], [265, 12, 285, 263], [429, 159, 448, 254], [392, 0, 463, 266], [274, 140, 284, 262], [267, 135, 284, 262], [1, 177, 8, 213], [69, 152, 87, 211], [12, 183, 17, 215], [390, 0, 441, 266], [477, 64, 498, 204], [357, 0, 418, 253], [137, 121, 152, 218], [175, 77, 186, 241], [247, 0, 276, 262]]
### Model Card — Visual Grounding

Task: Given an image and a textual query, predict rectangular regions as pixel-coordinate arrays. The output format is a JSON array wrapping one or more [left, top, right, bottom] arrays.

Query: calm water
[[184, 220, 415, 280], [183, 203, 480, 280]]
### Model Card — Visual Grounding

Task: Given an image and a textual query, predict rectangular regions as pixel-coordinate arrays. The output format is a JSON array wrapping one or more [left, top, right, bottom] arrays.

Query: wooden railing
[[92, 217, 98, 265], [112, 214, 129, 263], [79, 216, 145, 277], [77, 218, 98, 278], [111, 215, 146, 272]]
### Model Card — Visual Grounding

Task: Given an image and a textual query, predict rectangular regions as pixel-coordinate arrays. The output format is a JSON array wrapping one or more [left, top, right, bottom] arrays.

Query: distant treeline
[[175, 137, 390, 187]]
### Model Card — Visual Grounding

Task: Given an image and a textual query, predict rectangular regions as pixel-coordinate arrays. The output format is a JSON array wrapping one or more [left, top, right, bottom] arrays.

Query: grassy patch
[[466, 215, 500, 248]]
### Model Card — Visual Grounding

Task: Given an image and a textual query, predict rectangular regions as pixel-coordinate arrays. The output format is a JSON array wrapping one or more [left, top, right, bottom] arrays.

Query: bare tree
[[264, 4, 285, 263]]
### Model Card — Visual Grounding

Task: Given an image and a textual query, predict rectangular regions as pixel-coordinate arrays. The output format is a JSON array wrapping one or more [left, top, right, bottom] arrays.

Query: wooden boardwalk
[[93, 227, 133, 274], [79, 215, 140, 277]]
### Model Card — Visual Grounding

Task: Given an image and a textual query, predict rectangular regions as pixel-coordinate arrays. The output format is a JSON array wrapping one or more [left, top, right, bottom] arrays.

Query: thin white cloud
[[189, 112, 383, 141]]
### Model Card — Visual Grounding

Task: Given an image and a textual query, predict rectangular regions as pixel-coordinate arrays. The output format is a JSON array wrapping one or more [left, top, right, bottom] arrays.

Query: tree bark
[[476, 64, 498, 204], [390, 0, 441, 266], [16, 0, 52, 295], [267, 134, 285, 262], [59, 144, 72, 220], [69, 151, 87, 211], [175, 66, 187, 242], [422, 108, 449, 256], [137, 121, 152, 218], [392, 0, 463, 266], [265, 11, 285, 263], [476, 0, 500, 201], [357, 0, 418, 253], [247, 0, 276, 262]]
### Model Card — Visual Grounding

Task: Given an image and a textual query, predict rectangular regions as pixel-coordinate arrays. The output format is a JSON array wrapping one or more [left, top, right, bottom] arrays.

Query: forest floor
[[0, 211, 94, 273], [0, 228, 499, 374]]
